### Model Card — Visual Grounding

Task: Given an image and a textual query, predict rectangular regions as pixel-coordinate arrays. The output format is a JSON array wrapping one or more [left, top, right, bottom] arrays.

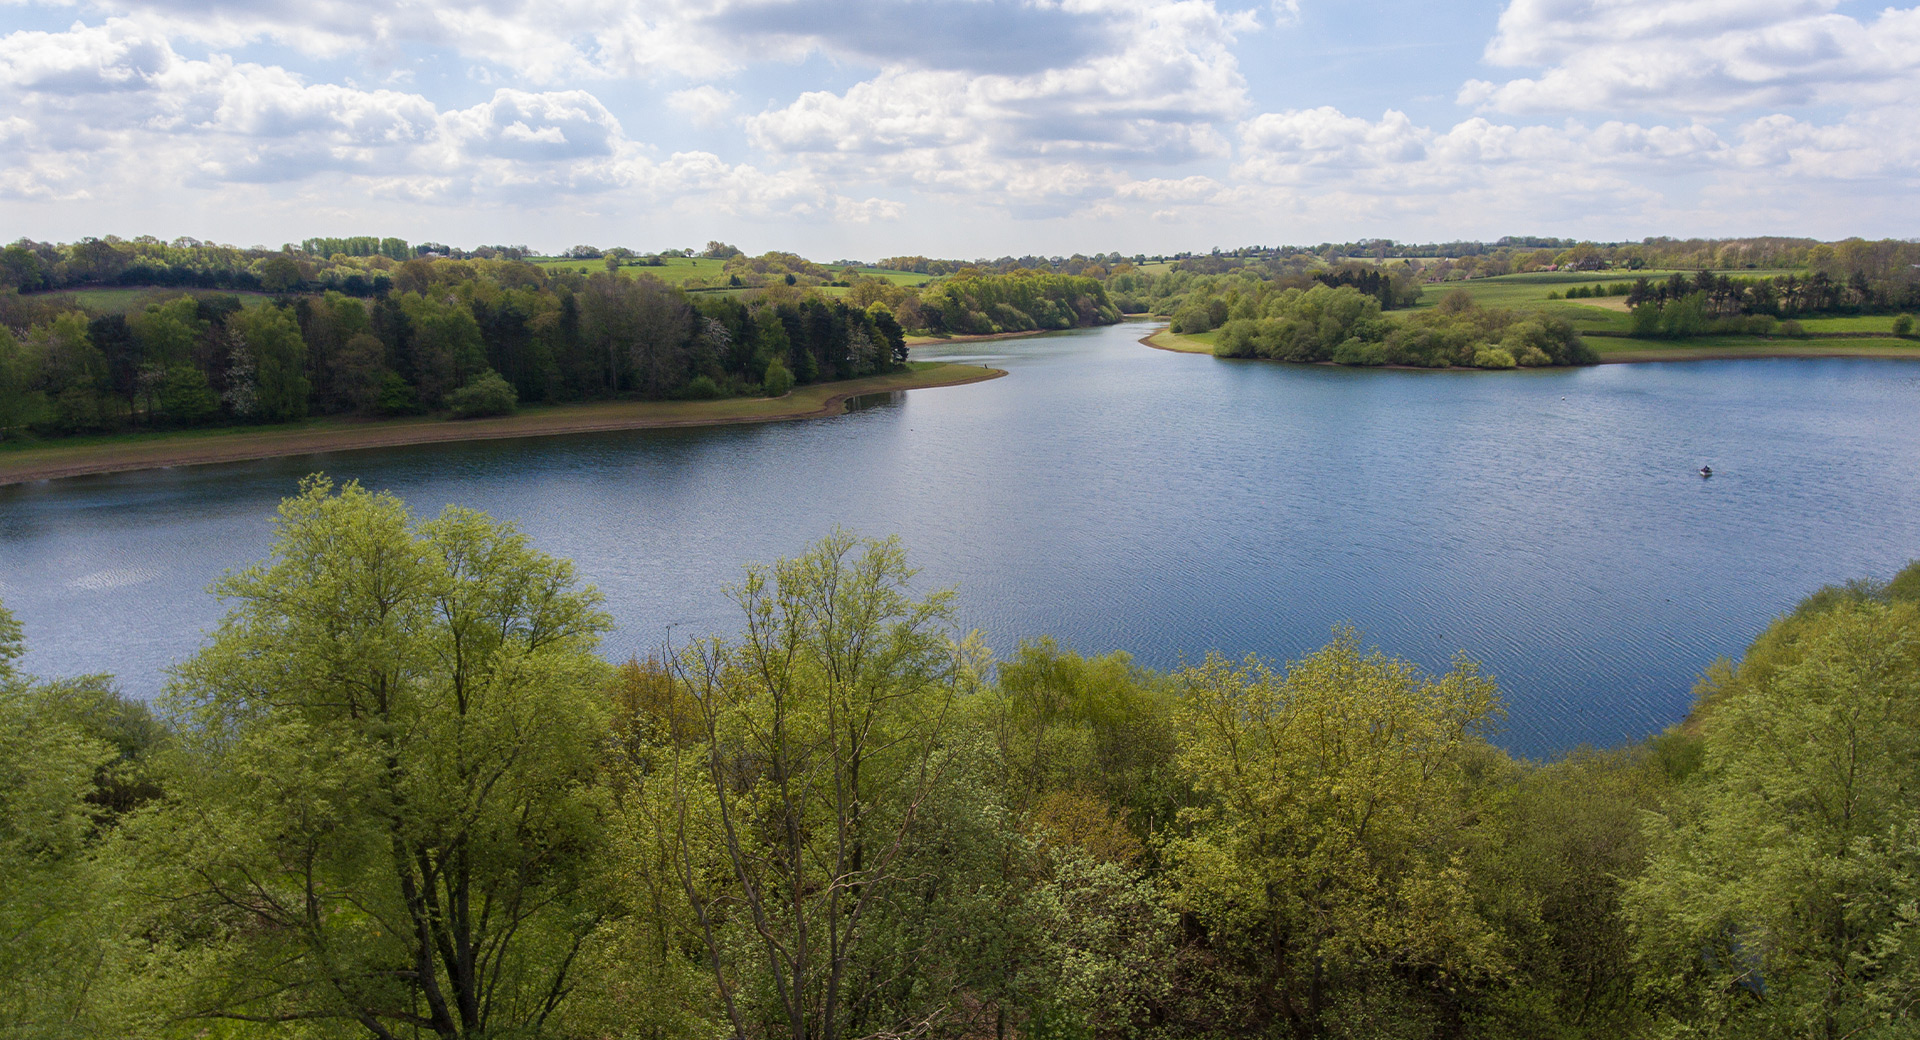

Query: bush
[[682, 375, 721, 400], [1330, 338, 1386, 365], [376, 372, 424, 416], [1213, 318, 1261, 358], [1779, 319, 1806, 338], [1894, 314, 1914, 337], [444, 369, 516, 419], [1472, 347, 1517, 369], [763, 359, 794, 397], [1170, 303, 1215, 335]]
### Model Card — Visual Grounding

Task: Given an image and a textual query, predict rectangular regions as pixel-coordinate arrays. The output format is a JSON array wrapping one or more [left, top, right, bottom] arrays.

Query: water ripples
[[3, 325, 1917, 758]]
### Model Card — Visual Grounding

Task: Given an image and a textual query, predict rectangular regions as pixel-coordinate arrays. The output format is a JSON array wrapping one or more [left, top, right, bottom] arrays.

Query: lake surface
[[5, 322, 1919, 757]]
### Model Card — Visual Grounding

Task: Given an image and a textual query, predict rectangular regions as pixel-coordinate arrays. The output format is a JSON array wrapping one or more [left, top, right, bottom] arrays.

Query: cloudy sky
[[1, 0, 1916, 257]]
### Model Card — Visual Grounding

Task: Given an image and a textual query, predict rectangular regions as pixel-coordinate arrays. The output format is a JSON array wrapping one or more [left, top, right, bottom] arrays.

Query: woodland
[[4, 477, 1919, 1040]]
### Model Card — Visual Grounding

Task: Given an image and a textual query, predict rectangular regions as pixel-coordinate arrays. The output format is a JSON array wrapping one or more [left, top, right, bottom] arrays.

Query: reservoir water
[[4, 321, 1918, 758]]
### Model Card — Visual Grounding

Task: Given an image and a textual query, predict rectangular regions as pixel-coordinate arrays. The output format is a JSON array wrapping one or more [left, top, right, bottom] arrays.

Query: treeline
[[5, 481, 1918, 1040], [3, 236, 531, 298], [0, 259, 1125, 438], [0, 263, 912, 437], [3, 237, 399, 297], [1187, 236, 1913, 277], [1621, 270, 1920, 339]]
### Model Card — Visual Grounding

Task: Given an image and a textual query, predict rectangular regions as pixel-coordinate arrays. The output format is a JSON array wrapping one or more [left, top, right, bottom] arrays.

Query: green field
[[852, 267, 933, 286], [530, 258, 929, 290], [1410, 280, 1635, 333], [1587, 335, 1920, 362], [67, 287, 275, 315], [1792, 314, 1910, 334], [531, 256, 733, 285], [1144, 328, 1218, 354], [1416, 269, 1802, 303], [1409, 274, 1914, 337]]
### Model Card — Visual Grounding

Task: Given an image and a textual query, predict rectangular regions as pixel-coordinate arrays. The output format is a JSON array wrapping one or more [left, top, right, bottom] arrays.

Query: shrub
[[1213, 318, 1261, 358], [1331, 338, 1386, 365], [376, 372, 424, 416], [763, 359, 794, 397], [1894, 314, 1914, 337], [1779, 319, 1807, 338], [444, 369, 516, 419], [682, 375, 721, 400], [1170, 303, 1215, 334], [1472, 347, 1517, 369]]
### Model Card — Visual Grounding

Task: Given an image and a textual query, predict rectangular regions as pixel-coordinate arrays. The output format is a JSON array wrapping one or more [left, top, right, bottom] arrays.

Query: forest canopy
[[0, 247, 1117, 440]]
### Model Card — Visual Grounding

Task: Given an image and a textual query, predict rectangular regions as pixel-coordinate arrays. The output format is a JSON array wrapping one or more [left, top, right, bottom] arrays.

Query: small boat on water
[[1699, 465, 1713, 478]]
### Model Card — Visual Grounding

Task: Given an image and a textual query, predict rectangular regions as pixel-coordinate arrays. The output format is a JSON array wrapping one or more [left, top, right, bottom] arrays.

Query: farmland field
[[853, 267, 934, 286], [65, 287, 276, 315], [531, 256, 732, 285]]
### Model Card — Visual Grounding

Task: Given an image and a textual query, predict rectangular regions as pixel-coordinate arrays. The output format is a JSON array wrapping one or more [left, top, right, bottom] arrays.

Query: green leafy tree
[[135, 477, 616, 1040], [1163, 633, 1509, 1038], [444, 368, 517, 418], [128, 296, 207, 371], [666, 531, 981, 1040], [1628, 598, 1920, 1039], [34, 312, 108, 432], [762, 357, 794, 397], [398, 293, 487, 405], [157, 365, 218, 425], [0, 326, 48, 438], [227, 305, 309, 421], [0, 602, 133, 1039]]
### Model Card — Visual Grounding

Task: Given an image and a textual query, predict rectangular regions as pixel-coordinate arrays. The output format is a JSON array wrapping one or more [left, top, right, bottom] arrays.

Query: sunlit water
[[5, 322, 1919, 758]]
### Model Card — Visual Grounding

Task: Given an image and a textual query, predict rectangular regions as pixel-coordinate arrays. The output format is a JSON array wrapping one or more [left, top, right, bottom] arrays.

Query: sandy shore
[[0, 363, 1004, 487]]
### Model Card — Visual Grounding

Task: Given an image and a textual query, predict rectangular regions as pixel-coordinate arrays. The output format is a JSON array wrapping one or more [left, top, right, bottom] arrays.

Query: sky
[[1, 0, 1916, 258]]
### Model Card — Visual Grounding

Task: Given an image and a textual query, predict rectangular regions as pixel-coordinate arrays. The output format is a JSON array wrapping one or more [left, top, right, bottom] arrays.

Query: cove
[[4, 321, 1918, 758]]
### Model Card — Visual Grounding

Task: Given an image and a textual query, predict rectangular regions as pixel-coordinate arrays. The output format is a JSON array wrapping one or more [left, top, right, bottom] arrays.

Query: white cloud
[[666, 85, 738, 127], [1112, 175, 1223, 202], [1224, 98, 1920, 238], [834, 195, 904, 223], [743, 0, 1250, 212], [0, 20, 860, 216], [4, 0, 1916, 249], [11, 0, 1192, 84], [437, 89, 621, 161], [1466, 0, 1920, 115]]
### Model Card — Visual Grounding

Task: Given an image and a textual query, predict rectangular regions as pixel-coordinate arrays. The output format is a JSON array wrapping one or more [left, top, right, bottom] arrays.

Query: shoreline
[[1141, 325, 1920, 366], [906, 327, 1066, 347], [1140, 328, 1213, 354], [0, 363, 1004, 487], [906, 317, 1145, 349]]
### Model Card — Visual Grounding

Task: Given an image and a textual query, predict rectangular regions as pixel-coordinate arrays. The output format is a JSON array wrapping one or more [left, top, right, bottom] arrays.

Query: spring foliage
[[2, 487, 1917, 1040]]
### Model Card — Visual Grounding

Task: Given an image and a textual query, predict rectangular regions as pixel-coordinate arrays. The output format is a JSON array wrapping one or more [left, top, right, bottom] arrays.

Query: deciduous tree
[[137, 477, 615, 1040]]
